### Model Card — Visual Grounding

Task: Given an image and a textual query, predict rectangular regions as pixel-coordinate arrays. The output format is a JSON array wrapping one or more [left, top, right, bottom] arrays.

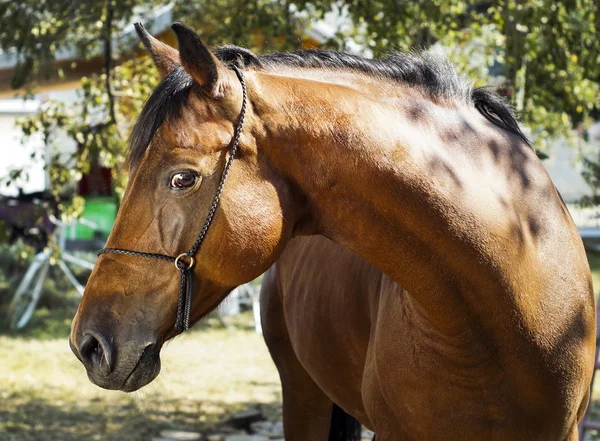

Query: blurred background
[[0, 1, 599, 440]]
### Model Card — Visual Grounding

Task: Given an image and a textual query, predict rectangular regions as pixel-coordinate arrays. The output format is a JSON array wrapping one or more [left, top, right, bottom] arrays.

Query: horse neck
[[251, 70, 580, 336]]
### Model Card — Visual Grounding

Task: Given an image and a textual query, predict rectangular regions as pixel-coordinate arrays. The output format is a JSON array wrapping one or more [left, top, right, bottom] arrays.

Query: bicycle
[[7, 214, 97, 329]]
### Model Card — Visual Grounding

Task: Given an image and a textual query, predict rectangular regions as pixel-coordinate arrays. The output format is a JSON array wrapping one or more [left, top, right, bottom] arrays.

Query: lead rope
[[97, 66, 247, 333]]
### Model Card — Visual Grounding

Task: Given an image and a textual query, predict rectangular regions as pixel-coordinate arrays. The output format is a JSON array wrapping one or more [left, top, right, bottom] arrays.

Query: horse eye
[[170, 171, 199, 190]]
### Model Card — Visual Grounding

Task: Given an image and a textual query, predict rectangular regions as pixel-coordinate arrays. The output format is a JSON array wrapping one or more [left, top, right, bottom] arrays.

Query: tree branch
[[104, 0, 117, 126]]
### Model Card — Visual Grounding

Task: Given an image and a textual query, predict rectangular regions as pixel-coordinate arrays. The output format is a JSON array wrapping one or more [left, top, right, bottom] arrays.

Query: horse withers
[[70, 22, 595, 441]]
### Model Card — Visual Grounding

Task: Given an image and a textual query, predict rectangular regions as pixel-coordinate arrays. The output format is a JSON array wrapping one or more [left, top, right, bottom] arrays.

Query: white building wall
[[0, 101, 45, 196], [0, 88, 78, 197], [542, 139, 593, 204]]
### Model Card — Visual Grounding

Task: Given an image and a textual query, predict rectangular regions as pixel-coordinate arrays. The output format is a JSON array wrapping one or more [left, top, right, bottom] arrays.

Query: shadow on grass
[[0, 390, 281, 441], [0, 304, 76, 340]]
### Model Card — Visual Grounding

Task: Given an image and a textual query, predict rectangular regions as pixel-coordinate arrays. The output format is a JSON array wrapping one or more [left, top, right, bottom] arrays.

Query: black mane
[[216, 46, 474, 101], [128, 47, 530, 167]]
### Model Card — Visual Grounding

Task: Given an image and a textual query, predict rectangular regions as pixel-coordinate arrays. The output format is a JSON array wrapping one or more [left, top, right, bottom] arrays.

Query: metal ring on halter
[[174, 253, 195, 270]]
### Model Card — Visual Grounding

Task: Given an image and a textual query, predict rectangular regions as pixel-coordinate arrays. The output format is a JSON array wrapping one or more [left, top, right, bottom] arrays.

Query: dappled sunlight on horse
[[69, 21, 594, 441]]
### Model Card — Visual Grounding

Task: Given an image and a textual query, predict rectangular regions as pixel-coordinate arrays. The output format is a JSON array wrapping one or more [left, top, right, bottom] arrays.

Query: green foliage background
[[0, 0, 599, 221]]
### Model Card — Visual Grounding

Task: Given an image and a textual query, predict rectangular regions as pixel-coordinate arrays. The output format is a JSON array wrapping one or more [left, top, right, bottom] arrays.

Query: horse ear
[[134, 22, 180, 78], [171, 22, 230, 98]]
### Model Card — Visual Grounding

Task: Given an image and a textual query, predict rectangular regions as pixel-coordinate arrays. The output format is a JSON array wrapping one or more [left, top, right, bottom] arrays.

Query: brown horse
[[69, 22, 595, 441]]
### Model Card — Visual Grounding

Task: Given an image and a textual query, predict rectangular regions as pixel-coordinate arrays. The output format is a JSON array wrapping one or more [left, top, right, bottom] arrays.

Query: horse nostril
[[79, 333, 113, 376]]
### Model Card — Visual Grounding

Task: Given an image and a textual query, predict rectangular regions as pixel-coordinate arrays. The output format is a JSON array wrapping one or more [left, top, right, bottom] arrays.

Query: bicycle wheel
[[8, 253, 50, 329]]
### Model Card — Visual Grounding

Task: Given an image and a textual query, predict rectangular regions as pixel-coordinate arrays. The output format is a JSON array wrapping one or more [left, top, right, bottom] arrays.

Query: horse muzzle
[[70, 324, 162, 392]]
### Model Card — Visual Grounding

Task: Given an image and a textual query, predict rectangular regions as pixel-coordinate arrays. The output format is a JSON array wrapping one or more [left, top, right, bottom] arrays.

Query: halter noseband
[[97, 66, 247, 333]]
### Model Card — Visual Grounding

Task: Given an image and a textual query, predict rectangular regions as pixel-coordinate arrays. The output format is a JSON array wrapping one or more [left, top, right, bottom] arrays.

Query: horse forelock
[[127, 66, 194, 169]]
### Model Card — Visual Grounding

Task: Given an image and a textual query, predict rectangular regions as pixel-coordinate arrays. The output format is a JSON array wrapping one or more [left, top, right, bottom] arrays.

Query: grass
[[0, 244, 280, 441], [0, 309, 281, 441]]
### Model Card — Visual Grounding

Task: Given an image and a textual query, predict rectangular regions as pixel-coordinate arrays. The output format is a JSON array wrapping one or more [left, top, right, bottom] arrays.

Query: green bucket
[[73, 196, 118, 240]]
